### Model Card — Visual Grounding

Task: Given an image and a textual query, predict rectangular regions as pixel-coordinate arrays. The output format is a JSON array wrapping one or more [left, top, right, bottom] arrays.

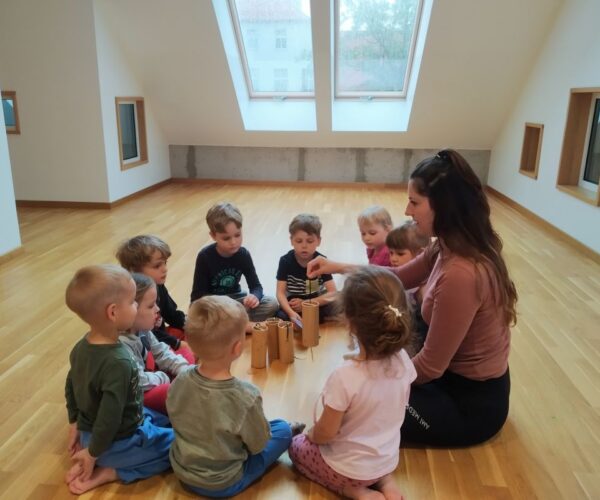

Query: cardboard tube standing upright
[[277, 321, 294, 364], [251, 323, 267, 369], [301, 300, 319, 347], [265, 317, 280, 364]]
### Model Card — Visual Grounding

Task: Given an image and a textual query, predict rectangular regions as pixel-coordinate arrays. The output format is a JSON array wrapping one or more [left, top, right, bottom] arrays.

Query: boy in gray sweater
[[167, 295, 303, 497]]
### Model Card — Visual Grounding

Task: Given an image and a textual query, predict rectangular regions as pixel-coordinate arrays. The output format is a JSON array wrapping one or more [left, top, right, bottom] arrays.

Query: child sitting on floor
[[64, 265, 173, 494], [116, 234, 194, 362], [120, 273, 192, 415], [289, 266, 416, 499], [167, 295, 304, 497], [386, 221, 431, 349], [190, 202, 279, 332], [276, 213, 337, 325], [357, 206, 393, 266]]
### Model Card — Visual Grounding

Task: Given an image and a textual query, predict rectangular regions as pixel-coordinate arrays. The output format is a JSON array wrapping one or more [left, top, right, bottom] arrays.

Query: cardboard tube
[[277, 321, 294, 364], [301, 300, 319, 347], [265, 317, 280, 364], [251, 323, 267, 369]]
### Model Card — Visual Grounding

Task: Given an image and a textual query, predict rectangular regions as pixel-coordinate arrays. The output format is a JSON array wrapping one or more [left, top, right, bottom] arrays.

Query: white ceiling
[[96, 0, 562, 149]]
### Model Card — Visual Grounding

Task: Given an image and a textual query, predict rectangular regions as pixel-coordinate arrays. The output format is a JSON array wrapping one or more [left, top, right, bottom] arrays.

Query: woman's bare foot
[[67, 466, 118, 495], [290, 421, 306, 437], [375, 474, 404, 500], [342, 485, 385, 500]]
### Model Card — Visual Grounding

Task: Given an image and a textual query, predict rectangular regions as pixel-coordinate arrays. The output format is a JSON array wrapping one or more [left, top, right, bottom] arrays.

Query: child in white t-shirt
[[289, 266, 416, 499]]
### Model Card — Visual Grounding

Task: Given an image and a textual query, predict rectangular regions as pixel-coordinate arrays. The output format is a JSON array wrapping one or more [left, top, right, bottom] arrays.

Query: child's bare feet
[[67, 466, 118, 495], [64, 463, 82, 484], [290, 421, 306, 437], [342, 485, 385, 499], [375, 474, 404, 500]]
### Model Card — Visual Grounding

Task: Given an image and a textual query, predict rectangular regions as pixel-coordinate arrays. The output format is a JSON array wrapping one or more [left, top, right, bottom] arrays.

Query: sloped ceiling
[[96, 0, 562, 149]]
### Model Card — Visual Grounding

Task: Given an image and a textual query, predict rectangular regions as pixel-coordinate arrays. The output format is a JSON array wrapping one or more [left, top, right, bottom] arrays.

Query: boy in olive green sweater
[[64, 265, 174, 495], [167, 295, 304, 497]]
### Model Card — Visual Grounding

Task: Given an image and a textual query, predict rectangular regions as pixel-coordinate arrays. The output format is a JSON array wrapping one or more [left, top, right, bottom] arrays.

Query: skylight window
[[335, 0, 422, 99], [229, 0, 315, 98]]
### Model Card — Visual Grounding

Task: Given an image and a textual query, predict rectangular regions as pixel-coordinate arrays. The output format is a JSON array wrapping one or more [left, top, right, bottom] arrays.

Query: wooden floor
[[0, 182, 599, 499]]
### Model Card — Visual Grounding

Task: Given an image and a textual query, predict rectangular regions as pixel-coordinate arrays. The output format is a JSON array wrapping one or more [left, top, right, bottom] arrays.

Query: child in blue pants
[[64, 265, 174, 494], [167, 295, 304, 497]]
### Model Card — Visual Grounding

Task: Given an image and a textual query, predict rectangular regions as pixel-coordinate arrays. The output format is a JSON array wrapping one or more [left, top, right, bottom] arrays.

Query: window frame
[[227, 0, 315, 100], [579, 93, 600, 190], [115, 97, 148, 171], [2, 90, 20, 134], [333, 0, 423, 100], [556, 88, 600, 206]]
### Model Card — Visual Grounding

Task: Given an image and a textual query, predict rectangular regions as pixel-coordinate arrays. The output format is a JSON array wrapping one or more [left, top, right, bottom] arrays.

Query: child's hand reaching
[[243, 294, 259, 309], [288, 298, 303, 312], [67, 423, 81, 456], [71, 448, 96, 481]]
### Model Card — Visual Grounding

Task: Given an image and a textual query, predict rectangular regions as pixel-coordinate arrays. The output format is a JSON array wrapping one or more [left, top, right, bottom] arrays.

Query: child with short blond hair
[[116, 235, 191, 361], [289, 266, 416, 499], [190, 202, 278, 331], [64, 265, 173, 495], [119, 273, 191, 414], [167, 295, 303, 497], [357, 206, 393, 266], [276, 214, 337, 324]]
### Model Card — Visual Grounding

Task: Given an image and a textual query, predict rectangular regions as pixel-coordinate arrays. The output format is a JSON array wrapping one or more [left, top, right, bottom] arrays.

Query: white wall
[[488, 0, 600, 253], [93, 1, 171, 203], [0, 77, 21, 256], [99, 0, 561, 149], [0, 0, 110, 202]]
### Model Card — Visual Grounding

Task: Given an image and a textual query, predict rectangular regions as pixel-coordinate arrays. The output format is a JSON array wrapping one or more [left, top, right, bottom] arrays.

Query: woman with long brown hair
[[308, 149, 517, 446]]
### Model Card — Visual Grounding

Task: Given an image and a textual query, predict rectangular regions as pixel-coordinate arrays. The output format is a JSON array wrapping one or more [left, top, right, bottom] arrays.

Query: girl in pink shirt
[[289, 266, 416, 499], [357, 206, 393, 266]]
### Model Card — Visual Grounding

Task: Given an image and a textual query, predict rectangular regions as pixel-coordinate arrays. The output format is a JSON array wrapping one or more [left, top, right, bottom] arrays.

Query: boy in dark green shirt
[[64, 265, 174, 495]]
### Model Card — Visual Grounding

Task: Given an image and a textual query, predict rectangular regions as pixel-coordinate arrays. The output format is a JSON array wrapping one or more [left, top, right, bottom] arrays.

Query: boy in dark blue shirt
[[276, 214, 337, 324], [191, 202, 278, 332]]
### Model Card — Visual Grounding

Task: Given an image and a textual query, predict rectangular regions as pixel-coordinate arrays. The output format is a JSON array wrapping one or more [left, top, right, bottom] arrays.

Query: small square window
[[519, 123, 543, 179], [557, 88, 600, 206], [115, 97, 148, 170], [2, 91, 20, 134]]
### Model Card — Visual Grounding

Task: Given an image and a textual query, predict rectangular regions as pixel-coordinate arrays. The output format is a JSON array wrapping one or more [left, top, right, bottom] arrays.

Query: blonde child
[[116, 235, 194, 363], [167, 295, 304, 496], [64, 265, 173, 494], [276, 214, 337, 324], [289, 266, 416, 499], [386, 221, 431, 348], [357, 206, 393, 266], [120, 273, 192, 415], [190, 202, 279, 332]]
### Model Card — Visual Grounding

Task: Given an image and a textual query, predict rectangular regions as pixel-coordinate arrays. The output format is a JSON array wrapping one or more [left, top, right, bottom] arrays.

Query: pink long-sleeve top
[[393, 244, 511, 385]]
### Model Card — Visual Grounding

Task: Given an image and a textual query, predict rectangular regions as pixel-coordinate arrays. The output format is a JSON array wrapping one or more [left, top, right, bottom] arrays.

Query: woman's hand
[[306, 256, 355, 278]]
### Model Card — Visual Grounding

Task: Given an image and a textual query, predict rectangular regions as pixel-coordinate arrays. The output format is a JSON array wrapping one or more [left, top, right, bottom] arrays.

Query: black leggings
[[402, 368, 510, 447]]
